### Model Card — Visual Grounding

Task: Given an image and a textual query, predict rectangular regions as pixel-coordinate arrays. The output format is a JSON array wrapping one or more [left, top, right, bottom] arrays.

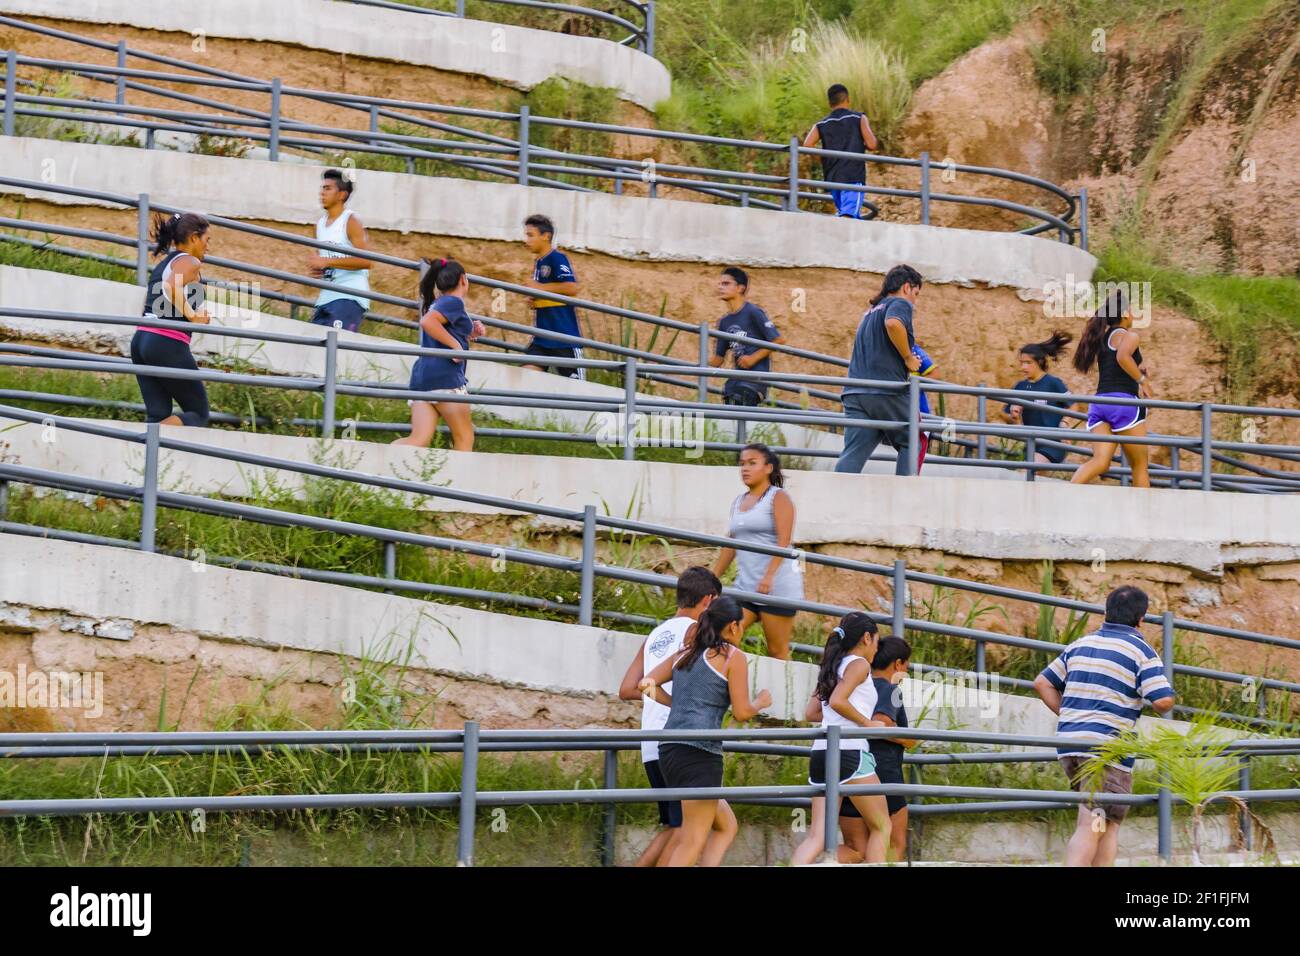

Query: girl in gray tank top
[[639, 597, 772, 867], [712, 444, 803, 661]]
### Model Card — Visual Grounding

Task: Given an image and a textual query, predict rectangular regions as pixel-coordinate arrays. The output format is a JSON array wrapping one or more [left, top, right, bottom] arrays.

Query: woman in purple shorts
[[1070, 289, 1152, 488]]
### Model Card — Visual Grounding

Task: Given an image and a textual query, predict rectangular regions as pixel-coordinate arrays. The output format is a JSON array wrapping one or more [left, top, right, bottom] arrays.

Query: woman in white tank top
[[790, 612, 894, 865]]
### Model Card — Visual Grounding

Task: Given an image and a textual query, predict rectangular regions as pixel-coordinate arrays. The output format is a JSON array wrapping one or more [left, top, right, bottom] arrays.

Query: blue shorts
[[830, 188, 865, 218], [312, 299, 366, 333], [409, 356, 467, 394], [1086, 393, 1147, 433]]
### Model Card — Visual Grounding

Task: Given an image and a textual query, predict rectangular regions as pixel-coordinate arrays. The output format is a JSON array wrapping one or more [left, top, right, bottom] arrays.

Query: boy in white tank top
[[309, 169, 372, 334]]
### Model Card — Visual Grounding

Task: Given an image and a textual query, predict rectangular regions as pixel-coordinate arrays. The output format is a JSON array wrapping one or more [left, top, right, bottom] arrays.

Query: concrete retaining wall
[[0, 534, 1082, 737], [0, 137, 1098, 291], [6, 412, 1297, 572], [0, 264, 1019, 479], [0, 0, 671, 109]]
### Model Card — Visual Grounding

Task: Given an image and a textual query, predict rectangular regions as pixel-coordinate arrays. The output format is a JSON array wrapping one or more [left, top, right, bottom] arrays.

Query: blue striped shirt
[[1039, 622, 1174, 770]]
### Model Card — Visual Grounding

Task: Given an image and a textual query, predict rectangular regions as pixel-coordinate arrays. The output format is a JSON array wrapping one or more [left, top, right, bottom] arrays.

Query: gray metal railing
[[2, 724, 1297, 864], [0, 16, 1083, 243], [335, 0, 656, 54], [1, 401, 1297, 730]]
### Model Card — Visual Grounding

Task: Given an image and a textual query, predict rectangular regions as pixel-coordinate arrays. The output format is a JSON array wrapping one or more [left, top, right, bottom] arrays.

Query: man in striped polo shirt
[[1033, 586, 1175, 866]]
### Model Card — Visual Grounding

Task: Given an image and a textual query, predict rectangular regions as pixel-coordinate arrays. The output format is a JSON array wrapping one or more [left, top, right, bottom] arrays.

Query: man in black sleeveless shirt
[[803, 84, 879, 219]]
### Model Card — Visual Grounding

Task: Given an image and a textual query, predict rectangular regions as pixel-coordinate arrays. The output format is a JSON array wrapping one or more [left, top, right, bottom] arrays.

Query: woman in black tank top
[[130, 212, 213, 427], [1069, 289, 1153, 487]]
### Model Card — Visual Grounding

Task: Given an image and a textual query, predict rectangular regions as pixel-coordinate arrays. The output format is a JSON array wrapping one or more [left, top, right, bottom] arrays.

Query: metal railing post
[[644, 1, 656, 57], [1169, 445, 1180, 490], [517, 104, 530, 186], [457, 720, 479, 866], [268, 78, 281, 162], [368, 103, 379, 147], [1077, 187, 1089, 251], [919, 151, 931, 225], [623, 356, 637, 461], [322, 327, 338, 437], [823, 724, 841, 861], [1200, 403, 1213, 490], [974, 639, 986, 676], [891, 559, 906, 638], [1025, 435, 1036, 480], [601, 747, 618, 866], [579, 504, 596, 626], [455, 0, 466, 15], [140, 422, 160, 553], [1157, 610, 1175, 863], [787, 137, 800, 212], [136, 193, 150, 287], [3, 49, 15, 137], [976, 386, 987, 459], [115, 40, 127, 114], [697, 321, 710, 404], [383, 540, 396, 595], [1238, 755, 1252, 851], [0, 478, 9, 521], [1161, 611, 1175, 710], [906, 376, 920, 476]]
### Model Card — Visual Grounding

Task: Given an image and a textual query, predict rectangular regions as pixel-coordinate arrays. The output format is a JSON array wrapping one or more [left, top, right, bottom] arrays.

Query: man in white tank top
[[618, 567, 735, 867], [309, 169, 372, 334]]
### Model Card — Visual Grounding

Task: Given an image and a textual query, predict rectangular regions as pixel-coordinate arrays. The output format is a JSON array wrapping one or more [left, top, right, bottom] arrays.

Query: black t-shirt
[[868, 675, 908, 774], [714, 302, 781, 396], [815, 108, 868, 184]]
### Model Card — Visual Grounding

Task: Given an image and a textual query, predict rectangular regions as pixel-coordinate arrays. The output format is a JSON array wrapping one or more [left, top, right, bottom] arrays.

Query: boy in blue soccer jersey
[[521, 214, 583, 379], [1033, 586, 1175, 867]]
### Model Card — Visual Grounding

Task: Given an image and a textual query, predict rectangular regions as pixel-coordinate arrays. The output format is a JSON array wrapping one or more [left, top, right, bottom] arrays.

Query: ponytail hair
[[151, 211, 209, 258], [1020, 330, 1073, 371], [418, 257, 467, 314], [1072, 288, 1127, 374], [740, 443, 784, 488], [677, 596, 743, 672], [869, 264, 923, 307], [815, 612, 877, 702]]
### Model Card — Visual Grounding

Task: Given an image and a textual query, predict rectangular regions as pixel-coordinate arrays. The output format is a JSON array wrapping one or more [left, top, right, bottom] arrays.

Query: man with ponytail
[[639, 596, 772, 867], [1000, 331, 1077, 469], [835, 265, 924, 476], [131, 211, 213, 428], [619, 566, 727, 867], [790, 612, 892, 865]]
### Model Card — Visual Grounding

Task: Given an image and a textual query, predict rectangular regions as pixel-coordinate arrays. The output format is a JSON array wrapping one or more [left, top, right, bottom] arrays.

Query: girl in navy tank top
[[393, 258, 478, 452], [1070, 289, 1153, 488]]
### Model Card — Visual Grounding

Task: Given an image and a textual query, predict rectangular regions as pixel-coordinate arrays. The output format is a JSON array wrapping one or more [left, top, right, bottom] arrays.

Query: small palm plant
[[1080, 719, 1276, 865]]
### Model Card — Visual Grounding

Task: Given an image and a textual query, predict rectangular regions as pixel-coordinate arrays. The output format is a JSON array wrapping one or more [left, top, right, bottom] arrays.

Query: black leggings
[[130, 330, 210, 427]]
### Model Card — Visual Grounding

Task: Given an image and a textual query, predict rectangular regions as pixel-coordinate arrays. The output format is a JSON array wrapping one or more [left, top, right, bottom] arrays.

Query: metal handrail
[[1, 723, 1295, 864], [335, 0, 654, 54], [1, 402, 1298, 727], [0, 19, 1082, 242]]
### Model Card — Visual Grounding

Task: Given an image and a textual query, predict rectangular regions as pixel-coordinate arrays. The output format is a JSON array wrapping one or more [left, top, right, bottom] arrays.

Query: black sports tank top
[[1096, 328, 1142, 396]]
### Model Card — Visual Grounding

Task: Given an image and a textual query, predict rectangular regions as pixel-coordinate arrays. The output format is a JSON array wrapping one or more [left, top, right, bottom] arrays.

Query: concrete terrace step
[[0, 0, 672, 110], [0, 136, 1097, 290], [4, 414, 1299, 575]]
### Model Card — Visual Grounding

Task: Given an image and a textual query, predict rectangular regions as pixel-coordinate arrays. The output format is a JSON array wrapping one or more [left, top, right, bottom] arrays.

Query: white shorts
[[407, 386, 468, 407]]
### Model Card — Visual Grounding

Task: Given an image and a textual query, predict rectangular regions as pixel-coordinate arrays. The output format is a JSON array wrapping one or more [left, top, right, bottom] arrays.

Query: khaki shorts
[[1059, 754, 1132, 823]]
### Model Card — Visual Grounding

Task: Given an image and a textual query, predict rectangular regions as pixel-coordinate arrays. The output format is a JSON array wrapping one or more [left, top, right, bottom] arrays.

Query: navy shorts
[[808, 747, 876, 819], [312, 299, 366, 333], [524, 341, 582, 379], [643, 758, 682, 828], [741, 601, 797, 619]]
